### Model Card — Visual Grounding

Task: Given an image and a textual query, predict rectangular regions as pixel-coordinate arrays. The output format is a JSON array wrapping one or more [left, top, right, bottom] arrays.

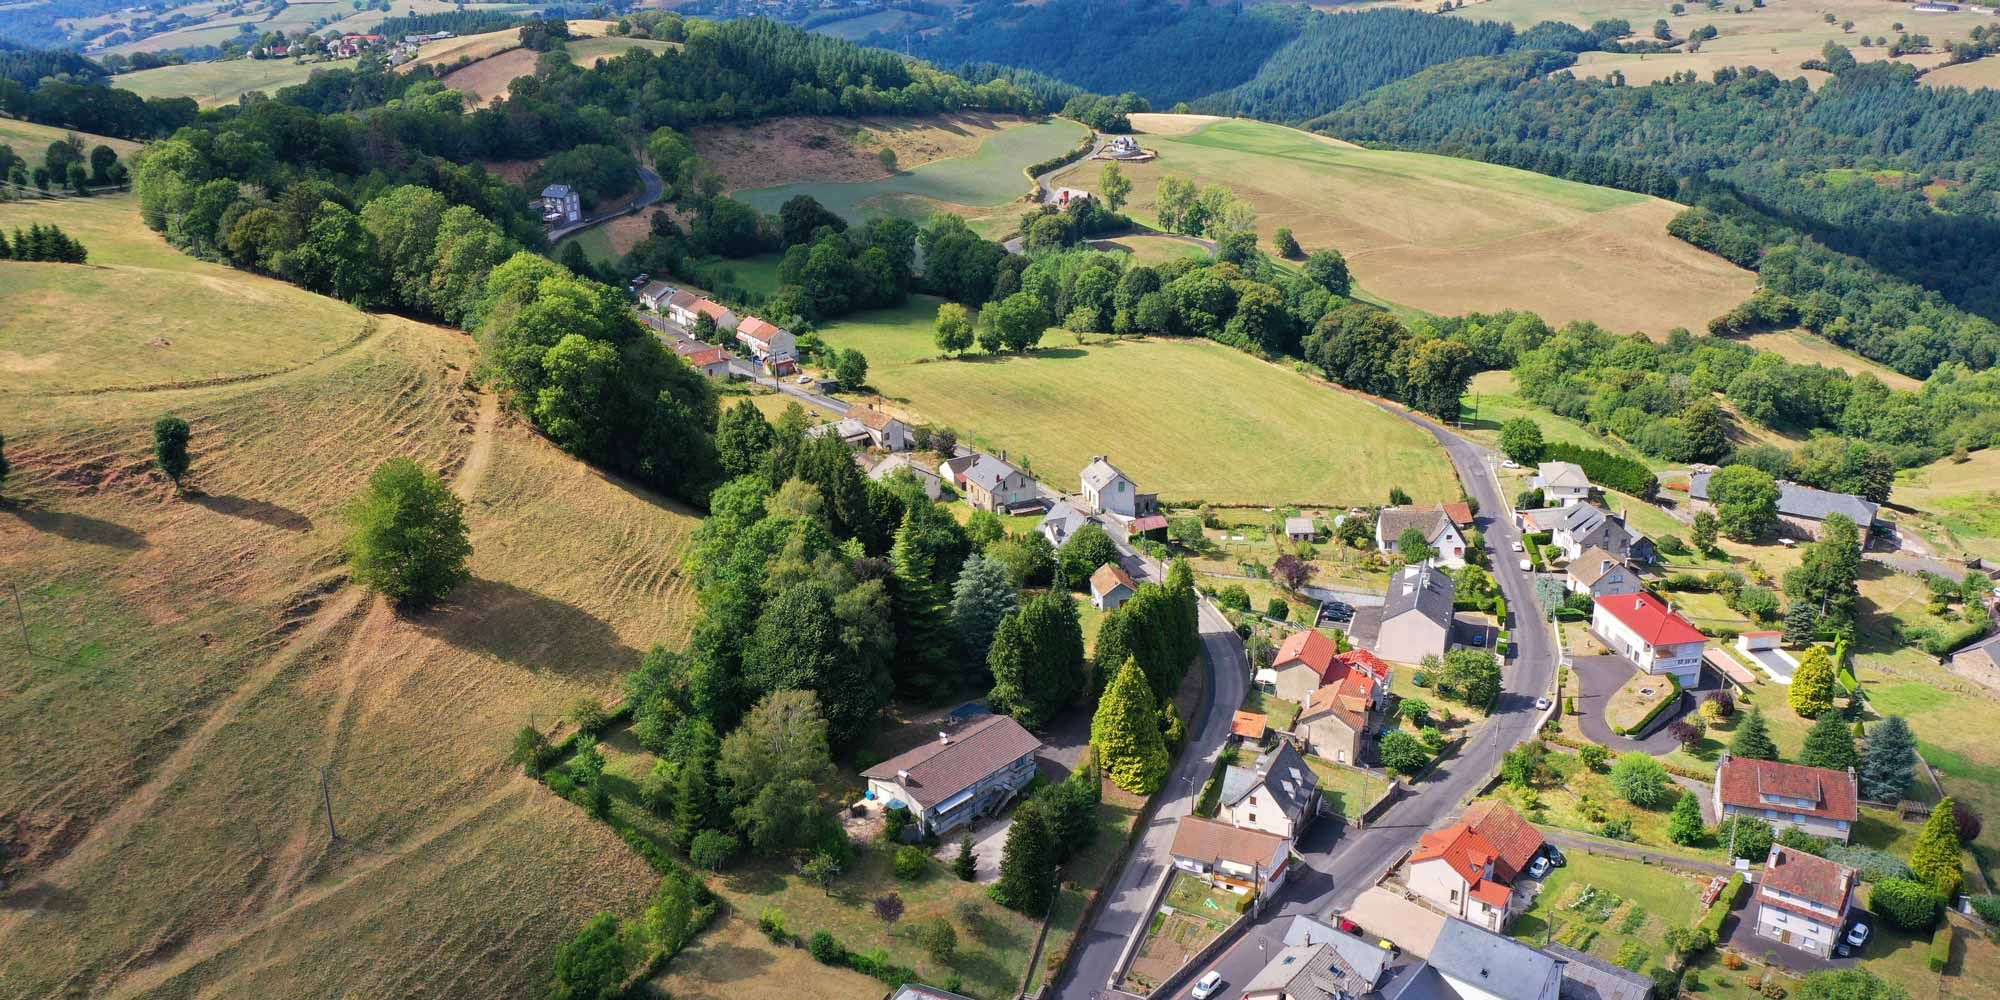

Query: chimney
[[897, 769, 912, 783], [938, 731, 952, 746]]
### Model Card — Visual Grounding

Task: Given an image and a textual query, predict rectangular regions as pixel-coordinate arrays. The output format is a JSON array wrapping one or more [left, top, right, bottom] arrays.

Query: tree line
[[1, 222, 88, 262]]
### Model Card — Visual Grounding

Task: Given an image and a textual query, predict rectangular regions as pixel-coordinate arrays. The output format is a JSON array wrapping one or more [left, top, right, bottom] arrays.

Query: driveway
[[1718, 900, 1867, 974], [1567, 654, 1693, 752]]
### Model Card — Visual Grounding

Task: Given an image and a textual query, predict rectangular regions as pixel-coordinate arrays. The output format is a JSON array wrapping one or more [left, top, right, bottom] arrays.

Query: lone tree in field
[[1091, 656, 1169, 794], [344, 457, 472, 607], [934, 301, 974, 356], [1099, 162, 1131, 212], [152, 414, 191, 488], [1498, 418, 1545, 465]]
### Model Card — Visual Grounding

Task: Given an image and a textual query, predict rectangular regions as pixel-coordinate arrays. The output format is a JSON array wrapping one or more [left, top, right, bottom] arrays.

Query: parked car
[[1193, 971, 1224, 999], [1534, 696, 1551, 711], [795, 374, 813, 384], [1511, 540, 1524, 552], [1846, 922, 1871, 949], [1502, 460, 1520, 469], [1519, 558, 1533, 572], [1545, 846, 1567, 867], [1528, 855, 1553, 879], [1337, 917, 1363, 935]]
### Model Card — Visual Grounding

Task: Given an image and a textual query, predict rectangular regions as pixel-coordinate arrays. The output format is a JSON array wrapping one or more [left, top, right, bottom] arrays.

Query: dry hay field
[[1892, 449, 2000, 563], [1923, 55, 2000, 90], [695, 112, 1039, 195], [113, 56, 361, 107], [423, 21, 669, 103], [1737, 328, 1924, 390], [0, 118, 143, 159], [1052, 117, 1755, 334], [1450, 0, 1994, 87], [439, 47, 543, 105], [0, 194, 702, 998]]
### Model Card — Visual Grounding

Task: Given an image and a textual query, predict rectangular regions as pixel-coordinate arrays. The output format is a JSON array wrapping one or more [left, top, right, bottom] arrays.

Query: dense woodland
[[1319, 54, 2000, 378]]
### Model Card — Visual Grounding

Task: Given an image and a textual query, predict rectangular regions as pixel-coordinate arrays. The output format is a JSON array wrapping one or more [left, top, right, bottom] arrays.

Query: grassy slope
[[1049, 117, 1755, 335], [112, 56, 360, 107], [733, 119, 1089, 222], [0, 194, 700, 998], [1892, 449, 2000, 562], [0, 118, 144, 158], [821, 297, 1460, 506]]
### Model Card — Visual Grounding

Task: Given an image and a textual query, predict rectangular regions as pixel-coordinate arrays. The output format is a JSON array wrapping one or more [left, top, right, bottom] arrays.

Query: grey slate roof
[[1081, 456, 1131, 492], [1242, 943, 1376, 1000], [1384, 563, 1455, 629], [1281, 917, 1393, 986], [1287, 516, 1316, 537], [1547, 943, 1652, 1000], [1689, 473, 1878, 527], [963, 453, 1025, 490], [540, 183, 573, 198], [1535, 461, 1590, 491], [1556, 504, 1647, 557], [1040, 499, 1091, 544], [1426, 919, 1563, 1000], [1951, 631, 2000, 670], [1221, 743, 1319, 818]]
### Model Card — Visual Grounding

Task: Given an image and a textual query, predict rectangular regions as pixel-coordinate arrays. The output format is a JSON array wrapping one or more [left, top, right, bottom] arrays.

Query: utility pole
[[320, 766, 339, 843], [10, 583, 27, 658]]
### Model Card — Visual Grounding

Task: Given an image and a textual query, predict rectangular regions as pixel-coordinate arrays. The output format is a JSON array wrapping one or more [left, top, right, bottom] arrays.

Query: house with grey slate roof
[[1375, 563, 1456, 665], [1689, 472, 1877, 543], [1545, 943, 1652, 1000], [1552, 504, 1654, 564], [1218, 743, 1321, 839]]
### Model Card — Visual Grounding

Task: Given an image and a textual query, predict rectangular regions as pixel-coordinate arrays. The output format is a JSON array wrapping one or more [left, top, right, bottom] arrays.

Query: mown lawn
[[1304, 755, 1382, 819], [820, 302, 1460, 507], [1511, 853, 1706, 977]]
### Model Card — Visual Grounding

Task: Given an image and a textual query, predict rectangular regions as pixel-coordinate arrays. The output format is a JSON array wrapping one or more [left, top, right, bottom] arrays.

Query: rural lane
[[546, 166, 665, 243], [1121, 395, 1562, 1000]]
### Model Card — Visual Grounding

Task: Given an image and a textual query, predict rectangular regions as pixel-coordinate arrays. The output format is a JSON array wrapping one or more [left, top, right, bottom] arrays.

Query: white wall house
[[1532, 461, 1591, 506], [1591, 591, 1707, 684], [1754, 846, 1855, 959]]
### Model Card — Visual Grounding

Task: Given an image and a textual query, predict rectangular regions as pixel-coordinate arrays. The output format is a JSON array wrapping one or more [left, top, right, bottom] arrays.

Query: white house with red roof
[[1591, 591, 1708, 684], [1713, 754, 1858, 842], [1754, 845, 1856, 958], [681, 344, 734, 379], [734, 315, 796, 362], [1408, 817, 1520, 931]]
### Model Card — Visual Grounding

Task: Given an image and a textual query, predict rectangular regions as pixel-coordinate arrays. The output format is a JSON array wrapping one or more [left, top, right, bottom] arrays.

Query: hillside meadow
[[113, 55, 360, 107], [1049, 117, 1756, 333], [0, 193, 701, 998], [0, 119, 143, 159], [819, 297, 1462, 506]]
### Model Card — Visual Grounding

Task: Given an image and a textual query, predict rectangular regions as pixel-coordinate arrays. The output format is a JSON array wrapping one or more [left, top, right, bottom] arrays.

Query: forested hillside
[[1196, 9, 1517, 122], [1318, 53, 2000, 378]]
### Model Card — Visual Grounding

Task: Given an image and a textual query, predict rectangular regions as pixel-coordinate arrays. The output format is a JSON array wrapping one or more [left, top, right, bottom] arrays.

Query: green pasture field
[[734, 118, 1088, 222], [0, 117, 144, 158], [113, 56, 359, 107], [818, 297, 1462, 506]]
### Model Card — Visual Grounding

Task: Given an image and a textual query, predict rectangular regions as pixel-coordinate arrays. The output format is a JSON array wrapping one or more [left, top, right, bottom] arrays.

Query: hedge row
[[806, 928, 922, 989], [1929, 923, 1953, 973], [1617, 674, 1683, 735], [1696, 874, 1743, 940], [1021, 130, 1098, 196], [1541, 442, 1660, 501]]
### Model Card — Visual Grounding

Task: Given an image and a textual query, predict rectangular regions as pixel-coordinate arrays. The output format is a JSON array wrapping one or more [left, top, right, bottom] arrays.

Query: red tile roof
[[1231, 711, 1268, 740], [1762, 846, 1854, 910], [693, 298, 732, 321], [686, 347, 731, 367], [1276, 628, 1341, 681], [737, 315, 785, 343], [1716, 757, 1858, 823], [1091, 563, 1137, 597], [1470, 879, 1512, 907], [1130, 513, 1170, 533], [1441, 502, 1474, 527], [1332, 648, 1392, 684], [862, 714, 1042, 811], [1461, 800, 1545, 883], [1594, 591, 1707, 648], [1412, 823, 1504, 892]]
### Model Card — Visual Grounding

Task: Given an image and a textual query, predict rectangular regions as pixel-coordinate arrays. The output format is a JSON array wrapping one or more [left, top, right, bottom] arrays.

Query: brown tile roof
[[1091, 562, 1137, 597], [1232, 711, 1268, 739], [1761, 846, 1854, 910], [693, 297, 732, 321], [686, 347, 731, 367], [862, 714, 1042, 811], [666, 290, 699, 309], [1441, 502, 1474, 527], [737, 315, 785, 343], [1567, 547, 1626, 587], [1302, 685, 1366, 733], [1169, 815, 1289, 870], [1716, 756, 1858, 823], [1461, 800, 1545, 883], [854, 408, 903, 431], [1333, 649, 1392, 684], [1277, 628, 1340, 681]]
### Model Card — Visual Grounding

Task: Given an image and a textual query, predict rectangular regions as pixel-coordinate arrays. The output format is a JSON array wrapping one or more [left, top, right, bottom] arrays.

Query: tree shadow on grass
[[723, 864, 788, 897], [417, 577, 638, 676], [951, 946, 1021, 995], [2, 500, 146, 550], [673, 939, 777, 986], [188, 492, 312, 532], [960, 904, 1026, 951]]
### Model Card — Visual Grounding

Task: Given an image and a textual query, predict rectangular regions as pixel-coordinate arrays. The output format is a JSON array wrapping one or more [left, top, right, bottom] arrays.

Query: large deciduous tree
[[343, 457, 471, 607], [1707, 464, 1780, 541], [719, 690, 833, 853]]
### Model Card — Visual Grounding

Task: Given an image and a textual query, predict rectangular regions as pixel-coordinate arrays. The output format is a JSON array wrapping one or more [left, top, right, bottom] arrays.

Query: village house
[[1545, 943, 1655, 1000], [1294, 663, 1382, 765], [734, 315, 797, 363], [637, 280, 678, 311], [681, 345, 734, 379], [1688, 473, 1878, 543], [1532, 461, 1592, 506], [1090, 562, 1137, 610], [851, 408, 910, 451], [1949, 632, 2000, 691], [867, 454, 942, 499], [329, 32, 383, 58], [1515, 506, 1568, 536], [960, 453, 1038, 513], [1590, 591, 1707, 684], [1375, 505, 1470, 569], [1079, 456, 1159, 519], [1552, 504, 1654, 565], [539, 183, 581, 225], [667, 294, 737, 333], [1754, 846, 1857, 958], [1285, 516, 1316, 542], [1168, 816, 1292, 901], [1423, 918, 1566, 1000], [1240, 940, 1385, 1000], [1038, 499, 1092, 549], [861, 714, 1041, 838], [1713, 754, 1858, 843], [1407, 801, 1545, 932], [1564, 547, 1642, 599], [1218, 743, 1321, 840], [1374, 563, 1456, 665], [1270, 631, 1392, 707]]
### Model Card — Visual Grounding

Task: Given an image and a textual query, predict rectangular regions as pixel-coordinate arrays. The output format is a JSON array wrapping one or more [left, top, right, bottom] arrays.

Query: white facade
[[1756, 888, 1846, 958], [1408, 858, 1508, 932], [1590, 603, 1706, 684]]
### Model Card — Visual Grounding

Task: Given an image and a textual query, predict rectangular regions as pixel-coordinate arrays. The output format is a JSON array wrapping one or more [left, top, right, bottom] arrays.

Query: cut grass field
[[734, 118, 1089, 224], [698, 112, 1035, 197], [1451, 0, 1989, 88], [0, 193, 701, 997], [820, 297, 1462, 506], [112, 56, 359, 107], [1049, 117, 1755, 334], [1892, 449, 2000, 563], [0, 116, 143, 158], [1923, 55, 2000, 91], [1736, 329, 1924, 391]]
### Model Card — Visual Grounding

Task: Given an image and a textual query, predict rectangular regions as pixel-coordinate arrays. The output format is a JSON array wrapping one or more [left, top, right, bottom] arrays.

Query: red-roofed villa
[[1407, 801, 1545, 931], [1591, 591, 1708, 684]]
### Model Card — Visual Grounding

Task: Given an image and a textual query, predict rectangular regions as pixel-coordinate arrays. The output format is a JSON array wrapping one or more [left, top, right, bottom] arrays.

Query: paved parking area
[[1717, 900, 1867, 974]]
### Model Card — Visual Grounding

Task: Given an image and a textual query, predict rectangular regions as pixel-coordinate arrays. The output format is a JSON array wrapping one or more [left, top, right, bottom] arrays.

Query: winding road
[[546, 166, 665, 244], [1053, 392, 1562, 1000]]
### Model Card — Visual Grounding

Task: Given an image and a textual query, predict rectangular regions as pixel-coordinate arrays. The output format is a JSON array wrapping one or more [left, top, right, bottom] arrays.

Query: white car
[[1846, 922, 1871, 949], [1193, 970, 1224, 999], [1534, 696, 1552, 711], [1501, 460, 1520, 469], [1519, 558, 1533, 572], [795, 374, 813, 384], [1511, 540, 1524, 552]]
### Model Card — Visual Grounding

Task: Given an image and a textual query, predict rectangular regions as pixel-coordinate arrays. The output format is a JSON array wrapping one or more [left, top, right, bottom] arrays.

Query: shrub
[[758, 907, 788, 943], [1870, 878, 1942, 930], [1540, 442, 1659, 499], [882, 804, 913, 843], [1611, 752, 1672, 806], [1970, 895, 2000, 923], [808, 929, 844, 964], [690, 829, 738, 870], [1600, 815, 1634, 840], [1929, 923, 1952, 973], [916, 916, 957, 963], [894, 844, 930, 880], [1578, 744, 1611, 772], [1822, 845, 1910, 883], [873, 892, 905, 923], [1698, 876, 1743, 940]]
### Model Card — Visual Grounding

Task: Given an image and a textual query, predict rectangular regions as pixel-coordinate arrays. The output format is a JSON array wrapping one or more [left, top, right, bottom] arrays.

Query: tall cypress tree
[[890, 501, 962, 694], [670, 721, 723, 849], [1859, 715, 1918, 801], [1091, 657, 1170, 794], [1909, 797, 1963, 898], [987, 591, 1085, 729], [1729, 708, 1779, 761], [990, 798, 1057, 916]]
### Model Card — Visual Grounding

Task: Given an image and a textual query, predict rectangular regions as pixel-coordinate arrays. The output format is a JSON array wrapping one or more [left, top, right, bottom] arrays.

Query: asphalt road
[[1121, 400, 1561, 1000], [1055, 598, 1248, 1000], [547, 166, 665, 243]]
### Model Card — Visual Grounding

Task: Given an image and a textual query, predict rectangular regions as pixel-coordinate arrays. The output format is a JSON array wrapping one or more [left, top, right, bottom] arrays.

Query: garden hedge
[[1871, 878, 1943, 930], [1929, 923, 1952, 972], [1541, 442, 1660, 500], [1696, 874, 1743, 940], [1617, 674, 1683, 735]]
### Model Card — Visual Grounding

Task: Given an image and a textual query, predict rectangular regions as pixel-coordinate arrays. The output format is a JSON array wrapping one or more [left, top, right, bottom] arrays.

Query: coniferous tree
[[152, 414, 191, 487], [951, 553, 1018, 664], [1091, 657, 1170, 794], [1729, 707, 1779, 761], [987, 591, 1086, 730], [1909, 797, 1963, 898], [990, 797, 1057, 916], [1789, 646, 1837, 719], [1859, 715, 1918, 802], [1668, 790, 1705, 845], [890, 500, 967, 693], [1783, 601, 1820, 646], [670, 720, 723, 850], [1799, 713, 1859, 771]]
